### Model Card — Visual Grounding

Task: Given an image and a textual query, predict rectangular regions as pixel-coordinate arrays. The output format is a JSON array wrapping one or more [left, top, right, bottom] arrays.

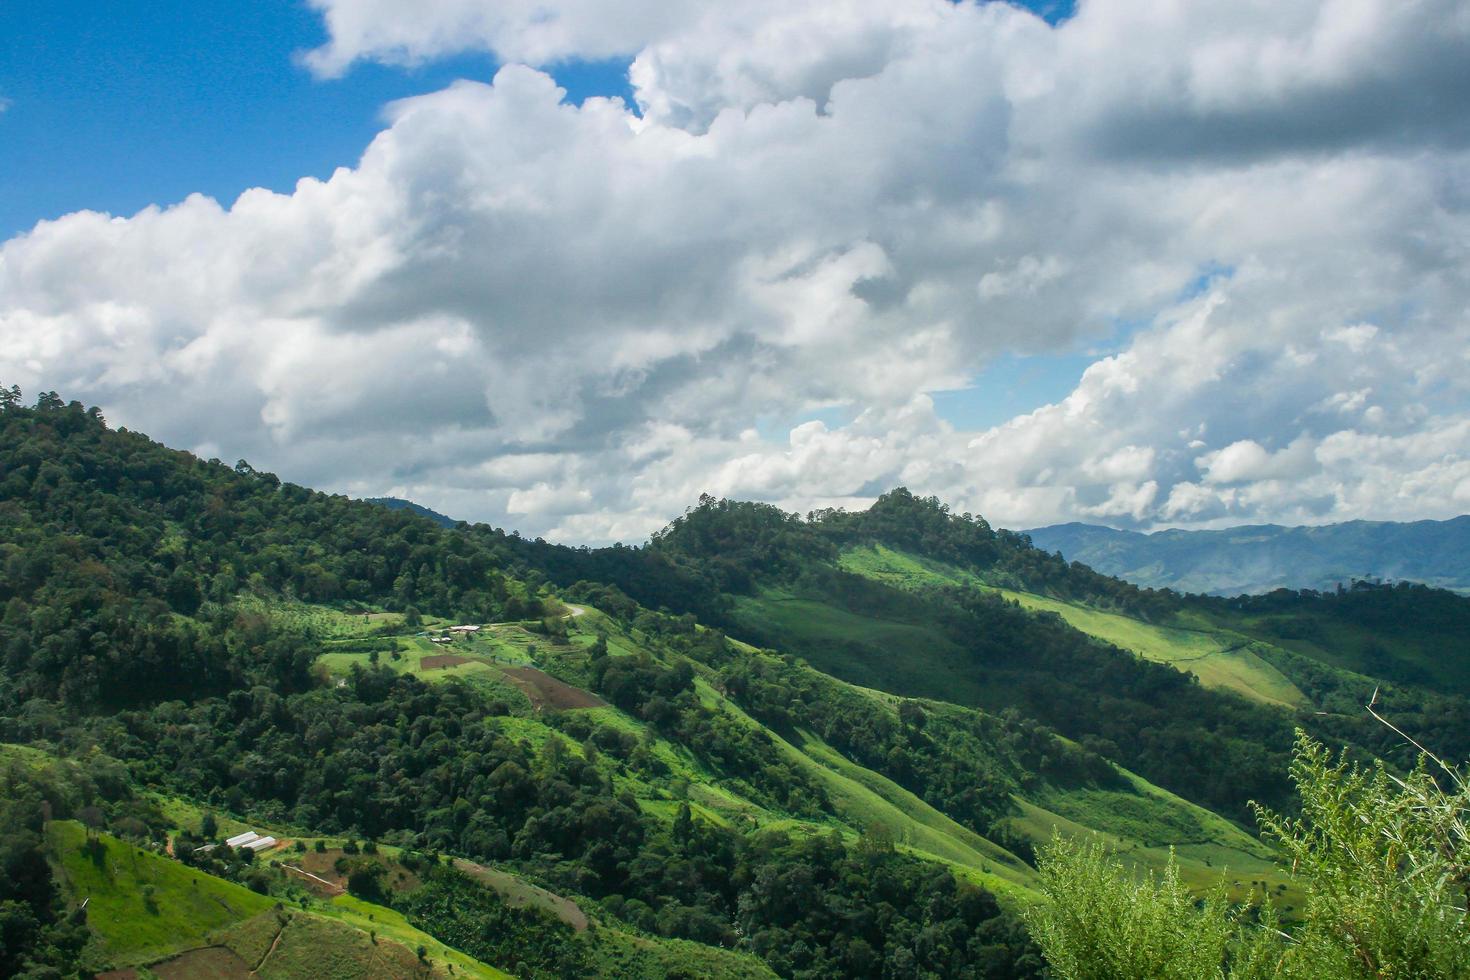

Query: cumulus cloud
[[3, 0, 1470, 541]]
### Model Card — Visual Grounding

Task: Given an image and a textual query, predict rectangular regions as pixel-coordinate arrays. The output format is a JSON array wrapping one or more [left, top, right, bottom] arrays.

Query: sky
[[1, 0, 1468, 543]]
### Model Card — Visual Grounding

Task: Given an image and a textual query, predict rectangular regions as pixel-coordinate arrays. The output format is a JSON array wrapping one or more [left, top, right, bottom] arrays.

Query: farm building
[[223, 830, 278, 851], [449, 624, 481, 633], [430, 636, 453, 644]]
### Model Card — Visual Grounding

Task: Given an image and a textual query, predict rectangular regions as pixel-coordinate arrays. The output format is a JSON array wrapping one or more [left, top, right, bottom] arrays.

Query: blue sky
[[0, 0, 631, 239], [0, 1, 1069, 239]]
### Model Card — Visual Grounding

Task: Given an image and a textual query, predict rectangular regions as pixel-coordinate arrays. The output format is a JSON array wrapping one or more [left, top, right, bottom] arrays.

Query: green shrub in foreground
[[1027, 730, 1470, 978]]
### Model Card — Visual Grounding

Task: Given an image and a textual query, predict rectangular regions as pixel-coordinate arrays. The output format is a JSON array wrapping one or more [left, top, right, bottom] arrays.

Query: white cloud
[[1197, 436, 1318, 485], [2, 0, 1469, 541]]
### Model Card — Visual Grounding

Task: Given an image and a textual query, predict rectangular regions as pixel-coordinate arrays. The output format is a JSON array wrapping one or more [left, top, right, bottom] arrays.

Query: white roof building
[[225, 831, 261, 848]]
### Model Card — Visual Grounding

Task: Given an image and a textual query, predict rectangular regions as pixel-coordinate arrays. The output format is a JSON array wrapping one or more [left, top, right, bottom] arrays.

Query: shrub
[[1028, 730, 1470, 979]]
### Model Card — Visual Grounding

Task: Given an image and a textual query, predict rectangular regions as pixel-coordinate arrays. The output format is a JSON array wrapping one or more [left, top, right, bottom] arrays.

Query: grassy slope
[[1218, 605, 1470, 696], [312, 894, 510, 979], [791, 731, 1038, 895], [48, 821, 275, 967], [838, 543, 1307, 707], [299, 600, 1046, 903], [730, 590, 986, 707], [723, 550, 1303, 895], [586, 600, 1304, 906], [584, 928, 776, 980], [46, 819, 509, 978], [996, 589, 1305, 708]]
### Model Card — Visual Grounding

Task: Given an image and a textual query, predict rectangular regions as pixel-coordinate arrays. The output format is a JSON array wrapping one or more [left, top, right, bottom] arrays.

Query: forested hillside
[[4, 391, 1470, 978], [0, 394, 1038, 977], [514, 492, 1470, 819]]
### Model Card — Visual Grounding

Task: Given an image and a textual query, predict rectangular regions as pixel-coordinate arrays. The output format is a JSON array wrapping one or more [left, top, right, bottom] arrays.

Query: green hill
[[48, 820, 274, 966], [4, 395, 1469, 977], [43, 820, 506, 978]]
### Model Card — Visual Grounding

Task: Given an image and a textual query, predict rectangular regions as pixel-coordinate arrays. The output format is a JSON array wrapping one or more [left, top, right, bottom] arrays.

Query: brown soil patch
[[149, 945, 253, 980], [497, 666, 605, 709], [421, 654, 472, 669]]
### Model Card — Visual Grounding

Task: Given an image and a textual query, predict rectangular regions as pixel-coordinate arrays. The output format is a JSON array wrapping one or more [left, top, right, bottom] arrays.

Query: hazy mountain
[[1024, 517, 1470, 596]]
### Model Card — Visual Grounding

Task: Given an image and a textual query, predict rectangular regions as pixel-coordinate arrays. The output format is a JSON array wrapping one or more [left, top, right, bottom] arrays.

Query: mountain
[[4, 394, 1470, 978], [364, 495, 460, 528], [1024, 517, 1470, 596]]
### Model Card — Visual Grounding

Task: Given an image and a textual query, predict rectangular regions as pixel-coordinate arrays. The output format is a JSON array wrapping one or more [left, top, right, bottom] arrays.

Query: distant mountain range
[[362, 496, 459, 528], [1023, 516, 1470, 596]]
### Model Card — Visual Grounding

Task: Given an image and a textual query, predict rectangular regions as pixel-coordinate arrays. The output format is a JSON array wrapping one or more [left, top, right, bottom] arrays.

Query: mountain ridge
[[1024, 515, 1470, 596]]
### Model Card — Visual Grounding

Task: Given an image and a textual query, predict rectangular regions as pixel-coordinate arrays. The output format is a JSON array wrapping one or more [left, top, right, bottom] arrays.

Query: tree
[[77, 806, 105, 839], [346, 860, 386, 901], [673, 802, 694, 844], [201, 812, 218, 839]]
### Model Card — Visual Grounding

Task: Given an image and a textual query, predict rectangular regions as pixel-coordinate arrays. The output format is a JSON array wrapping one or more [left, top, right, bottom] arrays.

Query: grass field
[[250, 911, 433, 979], [47, 813, 507, 978], [453, 859, 590, 931], [730, 591, 986, 707], [236, 595, 409, 638], [583, 927, 777, 979], [838, 543, 983, 591], [307, 896, 510, 979], [838, 543, 1307, 708], [1004, 795, 1296, 908], [48, 821, 275, 967], [306, 604, 604, 715], [994, 588, 1306, 708], [1223, 607, 1470, 696]]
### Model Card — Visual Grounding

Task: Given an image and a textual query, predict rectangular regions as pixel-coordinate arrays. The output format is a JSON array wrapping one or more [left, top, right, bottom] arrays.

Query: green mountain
[[1024, 517, 1470, 596], [4, 393, 1470, 978]]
